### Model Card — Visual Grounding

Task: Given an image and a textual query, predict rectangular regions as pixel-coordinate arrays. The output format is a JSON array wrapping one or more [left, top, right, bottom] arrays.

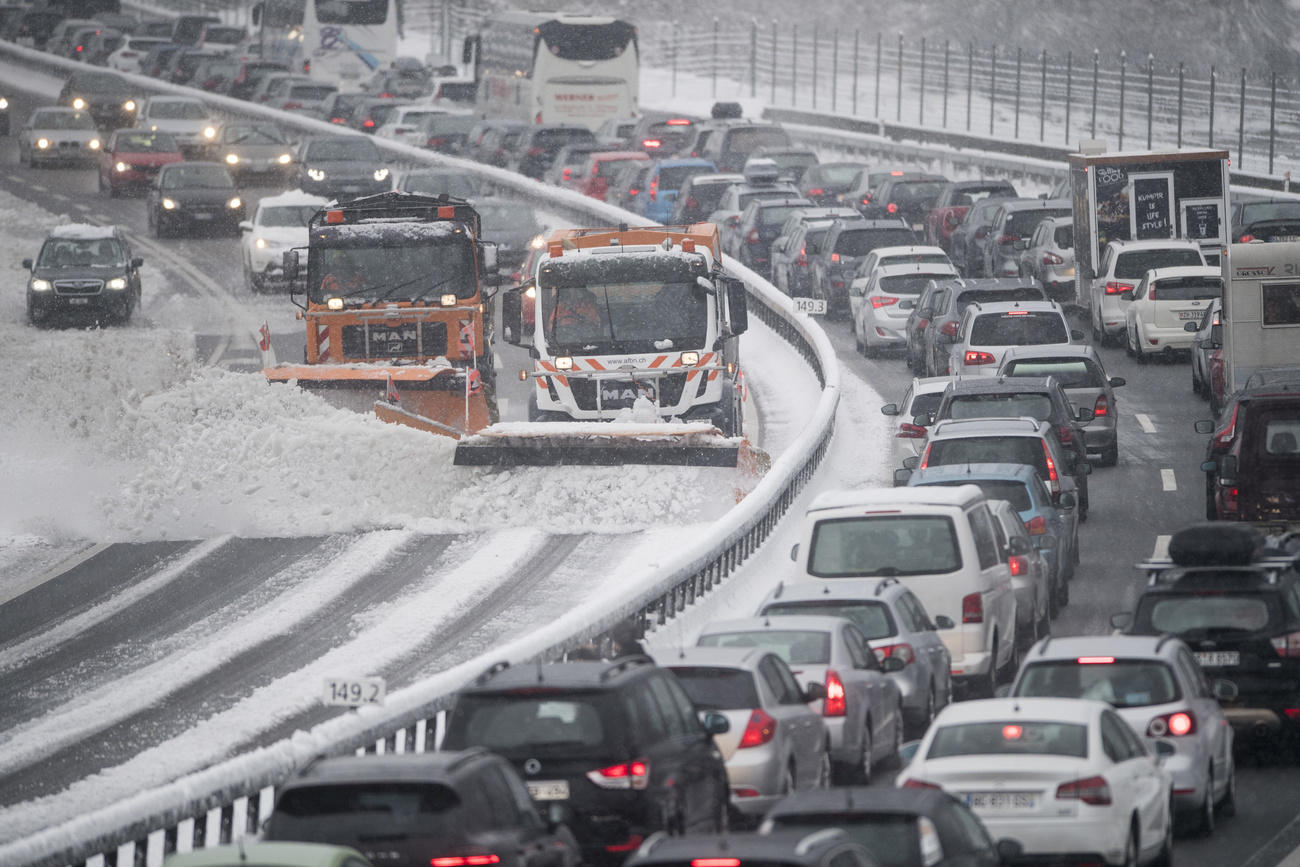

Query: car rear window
[[970, 311, 1067, 346], [910, 391, 944, 419], [834, 228, 918, 257], [698, 629, 832, 664], [1115, 249, 1203, 278], [889, 181, 944, 201], [444, 694, 613, 753], [1015, 660, 1180, 708], [1260, 417, 1300, 457], [656, 165, 710, 191], [289, 85, 335, 100], [760, 205, 810, 226], [1054, 224, 1074, 248], [946, 393, 1055, 422], [881, 254, 951, 268], [1005, 208, 1070, 237], [920, 479, 1032, 512], [1002, 358, 1103, 388], [1144, 594, 1275, 635], [667, 667, 760, 710], [533, 127, 596, 149], [927, 436, 1048, 478], [1151, 277, 1221, 301], [808, 515, 962, 577], [726, 127, 792, 153], [761, 600, 896, 640], [595, 157, 644, 178], [269, 782, 461, 838], [880, 273, 951, 293], [954, 287, 1045, 310], [811, 164, 866, 186], [767, 813, 923, 866], [928, 721, 1088, 759]]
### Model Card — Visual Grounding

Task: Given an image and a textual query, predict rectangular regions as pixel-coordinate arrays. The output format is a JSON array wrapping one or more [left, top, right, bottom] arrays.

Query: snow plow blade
[[264, 364, 491, 439], [453, 422, 741, 467]]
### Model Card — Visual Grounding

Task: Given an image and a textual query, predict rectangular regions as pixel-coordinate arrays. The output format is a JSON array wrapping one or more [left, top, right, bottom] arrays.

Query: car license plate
[[1177, 310, 1204, 320], [965, 791, 1038, 810], [68, 297, 89, 305], [794, 297, 827, 315], [526, 780, 570, 801], [1196, 651, 1240, 667], [193, 212, 213, 220]]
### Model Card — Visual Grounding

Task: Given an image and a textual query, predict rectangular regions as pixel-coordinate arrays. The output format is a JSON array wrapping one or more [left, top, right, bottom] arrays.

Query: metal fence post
[[831, 30, 839, 112], [1039, 49, 1047, 142], [896, 31, 903, 122], [989, 44, 997, 136], [943, 40, 950, 128], [1238, 67, 1246, 169], [1065, 51, 1072, 145], [875, 32, 882, 117], [1013, 46, 1021, 139], [771, 19, 777, 105], [1177, 62, 1184, 147], [1270, 71, 1277, 174], [919, 37, 927, 125], [1118, 50, 1127, 149], [1209, 65, 1216, 147], [791, 24, 798, 106], [814, 26, 821, 109], [966, 42, 973, 131], [711, 17, 718, 98], [1091, 48, 1099, 139], [852, 30, 860, 115], [749, 18, 757, 98], [1146, 53, 1154, 149], [671, 21, 678, 97]]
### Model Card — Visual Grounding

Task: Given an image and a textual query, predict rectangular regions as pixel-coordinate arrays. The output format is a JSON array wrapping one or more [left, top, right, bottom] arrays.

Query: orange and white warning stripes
[[534, 353, 723, 395], [316, 323, 330, 361]]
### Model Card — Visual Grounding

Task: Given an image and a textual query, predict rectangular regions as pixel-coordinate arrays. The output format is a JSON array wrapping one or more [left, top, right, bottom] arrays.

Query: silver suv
[[948, 299, 1081, 377]]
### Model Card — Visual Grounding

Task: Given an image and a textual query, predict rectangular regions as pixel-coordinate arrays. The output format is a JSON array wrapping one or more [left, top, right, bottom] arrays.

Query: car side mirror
[[238, 220, 252, 233], [1200, 459, 1218, 474], [1076, 407, 1095, 422], [1194, 419, 1215, 434], [880, 402, 900, 416], [1109, 376, 1126, 388], [893, 468, 913, 486], [1070, 328, 1085, 341], [1218, 454, 1238, 482], [1109, 612, 1133, 632], [902, 456, 920, 470], [790, 543, 799, 562], [1058, 491, 1077, 508], [1213, 679, 1239, 701], [993, 684, 1013, 698], [996, 838, 1024, 864], [882, 656, 906, 673], [700, 711, 731, 735], [933, 615, 955, 630], [803, 681, 827, 702], [1005, 535, 1032, 556], [1184, 321, 1200, 332], [1119, 289, 1134, 301], [21, 258, 32, 270], [131, 257, 144, 268]]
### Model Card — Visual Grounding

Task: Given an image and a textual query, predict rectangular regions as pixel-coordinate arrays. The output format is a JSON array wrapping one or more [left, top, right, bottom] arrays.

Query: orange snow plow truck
[[263, 192, 497, 438], [453, 223, 751, 467]]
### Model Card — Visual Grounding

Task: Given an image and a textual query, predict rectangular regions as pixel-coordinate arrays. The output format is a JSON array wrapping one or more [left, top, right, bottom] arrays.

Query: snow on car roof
[[49, 224, 118, 240], [257, 190, 330, 207]]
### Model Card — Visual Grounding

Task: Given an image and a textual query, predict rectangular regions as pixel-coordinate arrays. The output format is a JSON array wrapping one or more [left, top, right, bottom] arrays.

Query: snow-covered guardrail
[[0, 41, 839, 867]]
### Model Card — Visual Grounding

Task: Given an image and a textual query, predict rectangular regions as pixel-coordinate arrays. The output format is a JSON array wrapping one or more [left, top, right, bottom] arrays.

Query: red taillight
[[1042, 252, 1064, 265], [824, 670, 847, 716], [1104, 281, 1133, 295], [796, 247, 807, 266], [605, 836, 644, 853], [862, 194, 872, 204], [964, 350, 996, 365], [875, 643, 915, 665], [528, 146, 544, 156], [962, 592, 983, 624], [940, 320, 959, 337], [427, 137, 448, 147], [920, 445, 931, 469], [871, 295, 899, 308], [1241, 234, 1256, 243], [919, 318, 930, 330], [282, 101, 302, 110], [1147, 287, 1158, 301], [586, 760, 650, 790], [693, 860, 741, 867], [896, 422, 928, 439], [1057, 424, 1073, 444], [363, 119, 375, 128], [1214, 404, 1239, 449], [739, 709, 777, 747], [1147, 711, 1196, 737], [1271, 631, 1300, 657], [642, 138, 662, 148], [1057, 776, 1111, 806], [331, 117, 346, 124], [562, 167, 572, 181], [1042, 441, 1059, 484], [121, 51, 138, 58], [431, 857, 500, 867], [628, 187, 641, 196], [649, 177, 658, 201], [1093, 394, 1109, 418], [808, 187, 825, 195], [998, 234, 1019, 245], [1077, 656, 1115, 664], [1008, 554, 1029, 577], [831, 252, 841, 262], [1223, 485, 1239, 514], [1025, 515, 1047, 535], [887, 202, 899, 214], [747, 228, 760, 244], [379, 91, 394, 98], [902, 778, 942, 790]]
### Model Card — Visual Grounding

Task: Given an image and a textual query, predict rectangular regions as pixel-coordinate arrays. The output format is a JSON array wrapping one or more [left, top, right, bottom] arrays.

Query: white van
[[791, 485, 1018, 698]]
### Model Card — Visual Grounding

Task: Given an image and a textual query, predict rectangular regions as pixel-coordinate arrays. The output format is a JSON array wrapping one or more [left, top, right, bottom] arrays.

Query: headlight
[[524, 285, 537, 299], [554, 356, 573, 370], [114, 161, 128, 172], [106, 277, 127, 290], [72, 97, 85, 109], [307, 168, 325, 181], [88, 138, 101, 150], [228, 197, 242, 210], [255, 237, 269, 249], [123, 99, 136, 112], [681, 351, 701, 366], [0, 97, 9, 110], [529, 235, 546, 250], [326, 297, 344, 310], [373, 167, 389, 182], [440, 293, 456, 307], [30, 278, 51, 292], [225, 153, 239, 165], [203, 126, 216, 139], [277, 153, 292, 164], [36, 138, 49, 149], [162, 197, 177, 210]]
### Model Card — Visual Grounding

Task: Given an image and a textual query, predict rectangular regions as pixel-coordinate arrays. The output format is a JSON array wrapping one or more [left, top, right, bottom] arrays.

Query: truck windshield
[[310, 241, 477, 303], [538, 256, 709, 352]]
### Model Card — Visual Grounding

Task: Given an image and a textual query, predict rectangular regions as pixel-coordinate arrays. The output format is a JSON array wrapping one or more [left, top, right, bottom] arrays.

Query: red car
[[578, 150, 649, 201], [97, 128, 183, 197]]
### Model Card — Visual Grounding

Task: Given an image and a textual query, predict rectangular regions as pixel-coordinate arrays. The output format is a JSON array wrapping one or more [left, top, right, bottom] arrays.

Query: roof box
[[1168, 522, 1264, 567]]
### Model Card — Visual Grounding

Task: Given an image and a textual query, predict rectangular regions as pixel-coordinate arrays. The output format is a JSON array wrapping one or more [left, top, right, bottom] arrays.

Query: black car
[[732, 196, 814, 277], [207, 122, 295, 184], [24, 225, 143, 325], [799, 160, 872, 206], [625, 829, 880, 867], [441, 657, 731, 866], [760, 787, 1019, 867], [859, 172, 950, 229], [57, 70, 140, 129], [810, 219, 917, 317], [147, 161, 245, 238], [514, 125, 597, 180], [1114, 522, 1300, 743], [229, 60, 290, 102], [297, 135, 390, 199], [262, 749, 580, 867]]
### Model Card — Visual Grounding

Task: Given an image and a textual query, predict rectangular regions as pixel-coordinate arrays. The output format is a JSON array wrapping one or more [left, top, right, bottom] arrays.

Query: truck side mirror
[[932, 615, 954, 629], [1005, 535, 1032, 556], [131, 257, 144, 269], [501, 286, 525, 346], [282, 249, 299, 283], [790, 543, 799, 561], [482, 243, 498, 273], [726, 277, 749, 336], [1119, 289, 1134, 301]]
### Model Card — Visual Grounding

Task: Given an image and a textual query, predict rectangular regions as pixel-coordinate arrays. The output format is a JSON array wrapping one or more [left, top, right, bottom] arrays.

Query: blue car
[[900, 461, 1079, 615], [641, 157, 717, 223]]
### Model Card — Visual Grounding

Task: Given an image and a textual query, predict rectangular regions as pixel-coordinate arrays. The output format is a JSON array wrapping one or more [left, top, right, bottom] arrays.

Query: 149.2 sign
[[322, 676, 386, 707]]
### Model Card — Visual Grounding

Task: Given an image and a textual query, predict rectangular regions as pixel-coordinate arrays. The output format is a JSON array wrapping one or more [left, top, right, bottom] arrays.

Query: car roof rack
[[473, 660, 511, 685], [874, 576, 900, 596], [598, 654, 655, 682]]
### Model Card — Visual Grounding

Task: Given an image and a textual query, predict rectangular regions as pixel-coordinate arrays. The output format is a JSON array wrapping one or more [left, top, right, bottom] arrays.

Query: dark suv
[[263, 749, 580, 867], [441, 658, 731, 865], [515, 125, 599, 180], [1113, 522, 1300, 742], [24, 225, 143, 326], [1198, 366, 1300, 521], [811, 219, 917, 317]]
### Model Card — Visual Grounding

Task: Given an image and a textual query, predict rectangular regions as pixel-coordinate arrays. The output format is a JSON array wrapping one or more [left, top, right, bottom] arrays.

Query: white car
[[106, 37, 169, 73], [853, 261, 959, 357], [1088, 238, 1205, 345], [948, 299, 1079, 377], [849, 243, 953, 318], [1123, 265, 1222, 362], [374, 106, 449, 147], [239, 191, 328, 294], [898, 697, 1175, 866], [18, 107, 100, 168], [136, 96, 218, 155], [879, 375, 953, 471]]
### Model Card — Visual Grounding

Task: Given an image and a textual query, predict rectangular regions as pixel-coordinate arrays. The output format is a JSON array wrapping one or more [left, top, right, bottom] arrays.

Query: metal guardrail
[[0, 40, 841, 867]]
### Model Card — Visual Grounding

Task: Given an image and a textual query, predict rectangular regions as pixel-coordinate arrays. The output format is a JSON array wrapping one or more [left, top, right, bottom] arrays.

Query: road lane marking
[[73, 203, 91, 212], [29, 184, 46, 192], [493, 353, 503, 370], [50, 192, 67, 202], [0, 543, 110, 607], [1152, 535, 1171, 559], [1136, 413, 1156, 433], [1161, 468, 1176, 491]]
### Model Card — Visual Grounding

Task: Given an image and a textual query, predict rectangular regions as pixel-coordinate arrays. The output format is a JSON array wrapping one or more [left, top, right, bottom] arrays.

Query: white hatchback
[[1123, 265, 1222, 361], [238, 191, 328, 294], [1088, 238, 1206, 344], [853, 261, 959, 357], [898, 697, 1175, 866], [948, 299, 1079, 377], [136, 96, 218, 154]]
